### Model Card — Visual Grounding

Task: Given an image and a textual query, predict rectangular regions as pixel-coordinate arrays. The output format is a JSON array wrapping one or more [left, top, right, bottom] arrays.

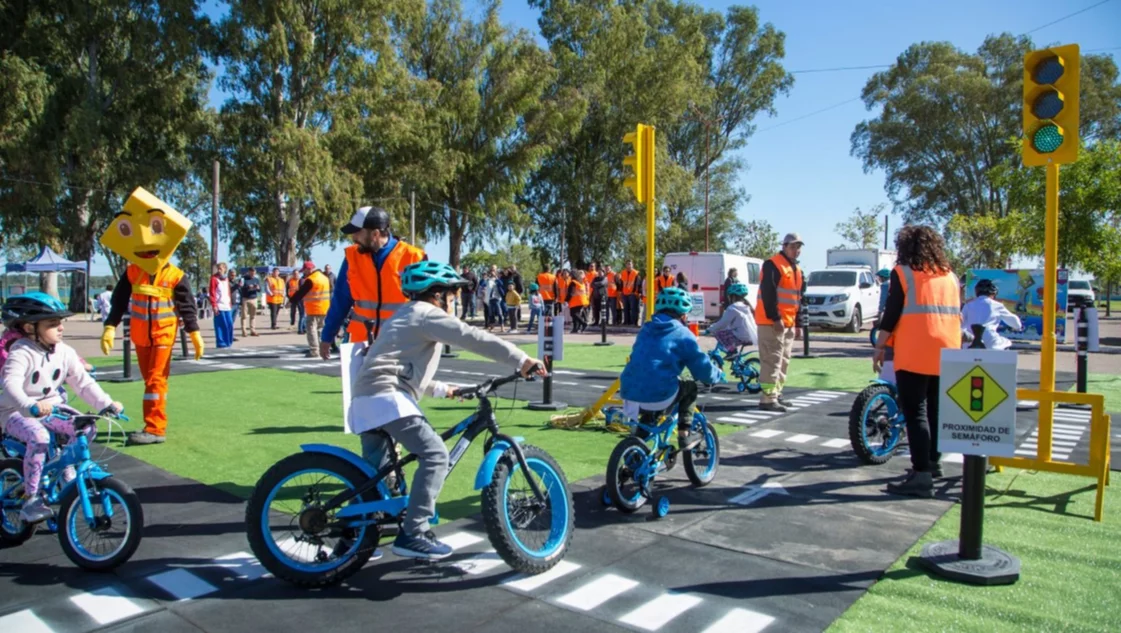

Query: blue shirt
[[321, 236, 402, 343]]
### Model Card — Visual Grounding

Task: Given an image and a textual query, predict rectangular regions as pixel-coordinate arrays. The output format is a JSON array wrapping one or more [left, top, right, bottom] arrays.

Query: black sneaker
[[392, 530, 452, 560], [126, 431, 166, 446], [886, 471, 934, 498]]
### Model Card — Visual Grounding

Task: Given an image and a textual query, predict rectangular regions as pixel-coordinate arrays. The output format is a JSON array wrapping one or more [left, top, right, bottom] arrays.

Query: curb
[[805, 333, 1121, 355]]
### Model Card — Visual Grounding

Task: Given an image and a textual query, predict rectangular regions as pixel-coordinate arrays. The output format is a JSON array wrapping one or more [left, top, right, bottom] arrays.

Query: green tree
[[0, 0, 215, 310], [733, 218, 781, 259], [175, 226, 212, 292], [944, 210, 1028, 270], [852, 34, 1121, 226], [461, 243, 545, 279], [834, 204, 885, 249]]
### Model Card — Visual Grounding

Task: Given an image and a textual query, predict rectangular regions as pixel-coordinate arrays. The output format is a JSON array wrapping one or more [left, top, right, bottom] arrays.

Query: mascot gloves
[[189, 330, 205, 360], [100, 326, 116, 356]]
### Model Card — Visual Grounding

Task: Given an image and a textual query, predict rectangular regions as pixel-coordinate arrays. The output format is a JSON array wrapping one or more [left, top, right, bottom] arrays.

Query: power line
[[790, 64, 891, 74], [755, 96, 863, 133], [1024, 0, 1113, 34]]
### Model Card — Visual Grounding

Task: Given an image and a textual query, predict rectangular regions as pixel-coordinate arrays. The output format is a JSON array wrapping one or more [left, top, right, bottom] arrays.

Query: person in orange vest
[[536, 265, 557, 315], [603, 264, 618, 325], [620, 259, 640, 326], [555, 268, 570, 316], [655, 266, 675, 293], [754, 233, 806, 412], [287, 261, 331, 357], [99, 187, 204, 446], [567, 270, 590, 333], [264, 267, 286, 329], [873, 225, 961, 498], [286, 272, 304, 333], [317, 206, 426, 359]]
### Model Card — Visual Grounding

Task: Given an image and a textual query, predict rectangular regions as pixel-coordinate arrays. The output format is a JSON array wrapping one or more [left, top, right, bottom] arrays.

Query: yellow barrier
[[990, 388, 1112, 521]]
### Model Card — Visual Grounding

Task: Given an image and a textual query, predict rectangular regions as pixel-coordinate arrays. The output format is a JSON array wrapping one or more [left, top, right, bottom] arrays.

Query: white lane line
[[211, 362, 251, 370], [503, 560, 582, 592], [750, 409, 784, 417], [555, 381, 582, 386], [792, 394, 837, 402], [750, 429, 783, 439], [942, 453, 964, 464], [554, 370, 587, 376], [726, 412, 773, 420], [70, 587, 146, 625], [785, 434, 818, 444], [821, 438, 850, 448], [452, 550, 507, 575], [0, 610, 53, 633], [213, 552, 268, 580], [617, 592, 704, 631], [442, 531, 485, 550], [146, 569, 218, 601], [809, 390, 847, 396], [555, 574, 639, 611], [718, 418, 762, 426], [1053, 423, 1087, 431], [701, 607, 776, 633], [708, 396, 734, 401]]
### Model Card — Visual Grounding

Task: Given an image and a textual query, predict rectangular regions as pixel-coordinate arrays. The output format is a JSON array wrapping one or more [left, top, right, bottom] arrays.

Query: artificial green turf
[[828, 469, 1121, 633], [1079, 373, 1121, 413], [66, 368, 738, 522]]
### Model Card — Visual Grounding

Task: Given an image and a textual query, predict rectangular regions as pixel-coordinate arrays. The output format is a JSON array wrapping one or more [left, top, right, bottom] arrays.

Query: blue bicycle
[[602, 399, 719, 518], [706, 344, 762, 394], [245, 370, 575, 587], [0, 408, 144, 570], [848, 380, 905, 464]]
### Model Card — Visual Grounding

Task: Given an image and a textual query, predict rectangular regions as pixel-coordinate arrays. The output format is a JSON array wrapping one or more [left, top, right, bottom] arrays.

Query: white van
[[662, 252, 763, 320]]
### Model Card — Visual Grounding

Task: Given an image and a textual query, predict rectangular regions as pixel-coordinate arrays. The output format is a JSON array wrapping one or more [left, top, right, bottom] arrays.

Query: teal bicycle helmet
[[2, 292, 73, 327], [876, 268, 891, 280], [726, 282, 749, 298], [655, 287, 693, 316], [529, 282, 540, 292], [401, 261, 469, 296]]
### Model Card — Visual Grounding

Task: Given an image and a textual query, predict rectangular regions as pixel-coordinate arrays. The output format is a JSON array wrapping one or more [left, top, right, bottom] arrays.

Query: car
[[1067, 279, 1095, 310], [803, 266, 880, 333]]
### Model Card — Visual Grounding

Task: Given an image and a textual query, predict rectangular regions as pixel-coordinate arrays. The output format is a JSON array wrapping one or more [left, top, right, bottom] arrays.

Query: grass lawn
[[829, 469, 1121, 633], [67, 368, 740, 523], [1080, 373, 1121, 412]]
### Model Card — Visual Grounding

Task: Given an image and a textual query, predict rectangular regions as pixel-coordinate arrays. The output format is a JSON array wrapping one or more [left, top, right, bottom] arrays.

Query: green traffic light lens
[[1033, 55, 1065, 84], [1032, 124, 1064, 153]]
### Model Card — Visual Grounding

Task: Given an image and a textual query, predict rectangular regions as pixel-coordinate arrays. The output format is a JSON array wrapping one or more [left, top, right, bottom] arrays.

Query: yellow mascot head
[[100, 187, 192, 275]]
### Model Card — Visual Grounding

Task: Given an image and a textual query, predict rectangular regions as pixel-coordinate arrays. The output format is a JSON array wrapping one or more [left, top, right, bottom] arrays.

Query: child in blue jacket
[[619, 287, 722, 449]]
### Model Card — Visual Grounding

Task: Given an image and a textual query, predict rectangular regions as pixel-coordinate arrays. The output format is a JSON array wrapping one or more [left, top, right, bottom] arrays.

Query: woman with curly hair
[[873, 225, 962, 498]]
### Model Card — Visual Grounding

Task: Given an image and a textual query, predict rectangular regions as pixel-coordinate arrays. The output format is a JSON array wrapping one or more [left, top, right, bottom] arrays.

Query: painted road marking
[[617, 592, 704, 631], [146, 569, 218, 601], [554, 370, 587, 376], [442, 531, 485, 550], [785, 434, 818, 444], [750, 430, 783, 439], [556, 574, 639, 611], [821, 438, 850, 448], [452, 550, 507, 575], [213, 551, 268, 580], [718, 417, 760, 425], [729, 482, 788, 506], [503, 560, 582, 592], [210, 362, 251, 370], [70, 587, 146, 625], [701, 607, 776, 633], [0, 610, 53, 633]]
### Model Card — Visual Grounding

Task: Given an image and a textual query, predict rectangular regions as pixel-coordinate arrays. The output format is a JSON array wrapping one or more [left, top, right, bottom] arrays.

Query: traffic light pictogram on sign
[[1022, 44, 1080, 166], [948, 366, 1009, 423], [622, 124, 654, 204], [971, 376, 984, 412]]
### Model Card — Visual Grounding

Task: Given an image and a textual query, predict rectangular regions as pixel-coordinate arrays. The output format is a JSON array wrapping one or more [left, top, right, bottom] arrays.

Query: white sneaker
[[19, 496, 53, 523]]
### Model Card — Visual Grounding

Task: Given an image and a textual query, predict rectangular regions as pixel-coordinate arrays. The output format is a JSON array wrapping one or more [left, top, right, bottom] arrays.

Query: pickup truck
[[803, 266, 882, 332]]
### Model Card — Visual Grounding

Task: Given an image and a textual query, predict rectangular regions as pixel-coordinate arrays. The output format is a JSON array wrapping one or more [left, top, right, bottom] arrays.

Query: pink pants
[[4, 408, 94, 498]]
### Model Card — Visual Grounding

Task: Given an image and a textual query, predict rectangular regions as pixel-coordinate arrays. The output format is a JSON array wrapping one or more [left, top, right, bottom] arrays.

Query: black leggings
[[895, 369, 941, 472], [637, 380, 699, 436]]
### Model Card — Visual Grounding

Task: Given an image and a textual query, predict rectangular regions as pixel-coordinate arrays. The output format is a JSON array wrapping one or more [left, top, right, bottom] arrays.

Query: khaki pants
[[306, 314, 326, 353], [240, 301, 259, 335], [758, 323, 795, 403]]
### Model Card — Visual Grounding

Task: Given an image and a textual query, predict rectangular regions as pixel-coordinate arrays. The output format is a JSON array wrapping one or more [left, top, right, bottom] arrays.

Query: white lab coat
[[961, 296, 1022, 350]]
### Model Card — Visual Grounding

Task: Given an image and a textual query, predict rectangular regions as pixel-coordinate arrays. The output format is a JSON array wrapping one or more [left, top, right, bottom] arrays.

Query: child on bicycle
[[0, 293, 123, 524], [349, 261, 545, 560], [707, 282, 758, 358], [619, 288, 722, 450], [961, 279, 1022, 350]]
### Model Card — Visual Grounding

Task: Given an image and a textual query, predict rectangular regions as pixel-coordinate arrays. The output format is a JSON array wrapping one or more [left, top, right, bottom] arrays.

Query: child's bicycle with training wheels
[[848, 380, 905, 464], [0, 408, 144, 570], [705, 343, 762, 394], [245, 368, 575, 587], [601, 398, 719, 519]]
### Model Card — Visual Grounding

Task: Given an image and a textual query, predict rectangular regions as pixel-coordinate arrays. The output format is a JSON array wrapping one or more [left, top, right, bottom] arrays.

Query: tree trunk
[[66, 188, 96, 312], [39, 272, 59, 299], [448, 209, 465, 267]]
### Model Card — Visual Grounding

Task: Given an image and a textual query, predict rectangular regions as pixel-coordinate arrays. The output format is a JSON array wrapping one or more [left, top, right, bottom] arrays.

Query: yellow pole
[[1038, 162, 1060, 461], [645, 126, 656, 322]]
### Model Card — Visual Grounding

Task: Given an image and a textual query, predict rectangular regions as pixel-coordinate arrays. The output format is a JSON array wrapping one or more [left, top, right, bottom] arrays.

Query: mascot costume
[[100, 187, 204, 445]]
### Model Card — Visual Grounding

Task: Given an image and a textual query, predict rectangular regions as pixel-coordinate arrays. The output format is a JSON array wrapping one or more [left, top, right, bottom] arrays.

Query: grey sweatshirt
[[351, 301, 529, 401]]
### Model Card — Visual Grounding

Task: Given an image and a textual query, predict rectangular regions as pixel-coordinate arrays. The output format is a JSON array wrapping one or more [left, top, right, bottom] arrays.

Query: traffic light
[[971, 376, 984, 412], [622, 123, 654, 203], [1023, 44, 1080, 166]]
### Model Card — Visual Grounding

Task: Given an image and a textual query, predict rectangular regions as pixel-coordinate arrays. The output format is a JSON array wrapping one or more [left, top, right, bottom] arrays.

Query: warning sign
[[938, 349, 1017, 457]]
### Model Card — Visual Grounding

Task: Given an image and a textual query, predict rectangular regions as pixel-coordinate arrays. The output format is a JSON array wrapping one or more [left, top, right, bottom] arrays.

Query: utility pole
[[689, 105, 723, 253], [883, 213, 889, 250], [560, 206, 566, 269], [211, 160, 220, 267], [410, 190, 416, 244]]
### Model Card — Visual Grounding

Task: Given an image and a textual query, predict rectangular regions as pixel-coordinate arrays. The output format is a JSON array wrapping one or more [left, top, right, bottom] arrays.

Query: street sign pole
[[595, 291, 613, 347], [529, 314, 567, 411], [1037, 163, 1060, 460]]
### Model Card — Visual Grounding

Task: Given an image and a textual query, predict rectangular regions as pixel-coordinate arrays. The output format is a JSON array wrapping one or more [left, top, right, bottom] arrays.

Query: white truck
[[662, 252, 763, 320], [802, 249, 895, 332], [825, 248, 896, 273]]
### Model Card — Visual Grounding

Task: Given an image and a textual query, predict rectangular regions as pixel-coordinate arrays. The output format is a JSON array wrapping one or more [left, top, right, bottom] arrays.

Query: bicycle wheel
[[742, 357, 762, 394], [683, 418, 720, 487], [482, 444, 574, 575], [848, 384, 904, 465], [606, 437, 652, 513], [0, 458, 34, 545], [58, 477, 143, 571], [245, 452, 380, 587]]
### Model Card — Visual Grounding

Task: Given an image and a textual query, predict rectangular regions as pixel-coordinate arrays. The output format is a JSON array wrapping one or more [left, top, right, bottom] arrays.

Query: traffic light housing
[[623, 123, 654, 203], [970, 376, 984, 412], [1023, 44, 1080, 166]]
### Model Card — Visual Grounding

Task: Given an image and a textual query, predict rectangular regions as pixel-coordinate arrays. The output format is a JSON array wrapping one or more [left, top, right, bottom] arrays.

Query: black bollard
[[441, 343, 458, 359], [800, 308, 816, 358], [595, 293, 613, 347], [528, 316, 567, 411], [1076, 308, 1088, 394], [109, 316, 139, 383], [179, 325, 190, 359]]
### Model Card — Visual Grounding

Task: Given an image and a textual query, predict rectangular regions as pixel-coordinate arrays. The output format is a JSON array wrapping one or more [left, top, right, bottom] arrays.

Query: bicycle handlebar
[[450, 364, 544, 400]]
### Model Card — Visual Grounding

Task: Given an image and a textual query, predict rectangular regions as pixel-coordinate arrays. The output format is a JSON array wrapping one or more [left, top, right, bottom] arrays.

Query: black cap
[[341, 206, 391, 234]]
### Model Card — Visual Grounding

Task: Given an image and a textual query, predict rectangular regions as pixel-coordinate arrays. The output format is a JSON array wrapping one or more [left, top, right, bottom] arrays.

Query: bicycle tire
[[606, 437, 651, 513]]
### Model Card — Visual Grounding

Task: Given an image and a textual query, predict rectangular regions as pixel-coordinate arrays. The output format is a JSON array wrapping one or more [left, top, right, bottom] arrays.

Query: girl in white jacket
[[708, 283, 758, 356]]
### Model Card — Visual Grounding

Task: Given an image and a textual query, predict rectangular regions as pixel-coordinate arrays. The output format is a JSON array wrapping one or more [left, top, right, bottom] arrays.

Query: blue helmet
[[877, 268, 891, 280], [2, 292, 73, 327], [655, 287, 693, 316], [401, 261, 469, 296], [726, 282, 749, 298]]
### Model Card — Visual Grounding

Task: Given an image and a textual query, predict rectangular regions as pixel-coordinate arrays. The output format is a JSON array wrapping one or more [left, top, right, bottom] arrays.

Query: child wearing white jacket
[[708, 283, 758, 356]]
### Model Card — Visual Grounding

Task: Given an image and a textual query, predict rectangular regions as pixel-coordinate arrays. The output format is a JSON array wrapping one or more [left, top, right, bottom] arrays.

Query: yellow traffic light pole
[[1038, 163, 1060, 459], [644, 125, 656, 322]]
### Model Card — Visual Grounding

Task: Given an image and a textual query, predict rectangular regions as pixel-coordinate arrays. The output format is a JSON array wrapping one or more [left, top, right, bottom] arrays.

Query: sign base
[[527, 400, 568, 411], [107, 376, 139, 383], [917, 540, 1020, 586], [594, 341, 615, 347]]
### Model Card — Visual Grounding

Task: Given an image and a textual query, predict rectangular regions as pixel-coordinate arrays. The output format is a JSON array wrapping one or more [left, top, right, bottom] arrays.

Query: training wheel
[[601, 488, 613, 507], [44, 517, 58, 534], [653, 496, 670, 518], [737, 382, 747, 393]]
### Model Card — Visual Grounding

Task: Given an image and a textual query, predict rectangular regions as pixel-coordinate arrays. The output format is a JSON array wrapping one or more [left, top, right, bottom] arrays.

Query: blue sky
[[86, 0, 1120, 277]]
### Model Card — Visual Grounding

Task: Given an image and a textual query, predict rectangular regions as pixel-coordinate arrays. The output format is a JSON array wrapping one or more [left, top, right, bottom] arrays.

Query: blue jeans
[[461, 293, 476, 319], [527, 307, 541, 331], [488, 298, 503, 326], [214, 310, 234, 347]]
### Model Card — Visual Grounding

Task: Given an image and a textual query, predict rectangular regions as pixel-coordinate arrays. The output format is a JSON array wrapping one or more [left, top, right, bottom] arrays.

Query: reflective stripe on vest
[[568, 281, 589, 307], [754, 253, 803, 327], [266, 277, 285, 304], [621, 269, 638, 294], [537, 273, 556, 301], [892, 265, 961, 376], [303, 271, 331, 316], [126, 263, 183, 346], [345, 241, 424, 341]]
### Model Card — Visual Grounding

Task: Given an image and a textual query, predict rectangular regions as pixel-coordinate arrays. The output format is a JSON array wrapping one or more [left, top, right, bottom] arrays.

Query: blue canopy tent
[[3, 247, 90, 309]]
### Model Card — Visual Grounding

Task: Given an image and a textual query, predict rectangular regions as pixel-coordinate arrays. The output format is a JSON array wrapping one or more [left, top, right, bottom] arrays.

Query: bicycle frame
[[629, 411, 681, 486]]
